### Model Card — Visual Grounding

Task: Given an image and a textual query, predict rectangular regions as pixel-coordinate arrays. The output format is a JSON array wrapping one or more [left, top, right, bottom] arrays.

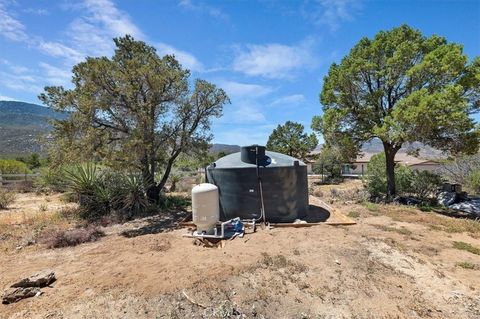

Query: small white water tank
[[192, 183, 220, 234]]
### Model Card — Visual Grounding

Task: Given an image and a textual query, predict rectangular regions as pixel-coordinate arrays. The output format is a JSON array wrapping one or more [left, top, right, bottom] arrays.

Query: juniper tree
[[266, 121, 318, 159], [313, 25, 479, 199], [40, 35, 229, 197]]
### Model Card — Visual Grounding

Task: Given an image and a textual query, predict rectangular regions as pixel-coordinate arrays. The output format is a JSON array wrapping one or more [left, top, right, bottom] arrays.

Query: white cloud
[[270, 94, 306, 106], [232, 39, 315, 79], [0, 0, 206, 95], [233, 103, 266, 123], [23, 8, 49, 16], [156, 42, 204, 72], [0, 93, 19, 101], [308, 0, 362, 31], [0, 70, 43, 93], [213, 124, 276, 145], [0, 59, 29, 74], [218, 81, 273, 98], [38, 41, 84, 64], [0, 3, 29, 42], [83, 0, 143, 36], [179, 0, 228, 20], [63, 0, 144, 58], [39, 62, 72, 86]]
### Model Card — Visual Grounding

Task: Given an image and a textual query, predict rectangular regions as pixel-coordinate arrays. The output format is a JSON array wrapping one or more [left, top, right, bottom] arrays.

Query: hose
[[255, 145, 267, 224]]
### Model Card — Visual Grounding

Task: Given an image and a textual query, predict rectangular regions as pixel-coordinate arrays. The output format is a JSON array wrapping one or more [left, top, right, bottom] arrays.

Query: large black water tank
[[206, 149, 309, 223]]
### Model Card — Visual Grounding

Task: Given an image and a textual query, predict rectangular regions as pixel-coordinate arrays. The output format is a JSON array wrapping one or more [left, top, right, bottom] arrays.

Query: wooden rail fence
[[0, 172, 39, 188]]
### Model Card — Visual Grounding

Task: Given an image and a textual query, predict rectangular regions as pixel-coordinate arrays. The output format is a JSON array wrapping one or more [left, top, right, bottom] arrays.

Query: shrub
[[42, 226, 105, 248], [364, 152, 413, 199], [64, 164, 101, 196], [0, 188, 16, 209], [15, 180, 34, 193], [113, 174, 148, 217], [452, 241, 480, 255], [438, 154, 480, 186], [64, 164, 152, 220], [0, 159, 30, 174], [64, 164, 112, 218], [409, 170, 443, 200], [466, 169, 480, 194], [313, 147, 345, 181], [35, 166, 69, 193]]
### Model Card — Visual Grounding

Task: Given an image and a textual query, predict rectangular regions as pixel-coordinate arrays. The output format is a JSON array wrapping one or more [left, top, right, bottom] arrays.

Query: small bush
[[363, 201, 380, 212], [456, 262, 477, 270], [35, 166, 69, 193], [453, 241, 480, 255], [467, 169, 480, 194], [42, 227, 105, 248], [59, 192, 78, 203], [438, 154, 480, 187], [313, 146, 345, 181], [158, 194, 190, 211], [363, 152, 410, 199], [0, 159, 30, 174], [364, 152, 435, 200], [0, 188, 16, 209], [347, 211, 360, 218], [113, 174, 148, 217], [409, 170, 442, 200]]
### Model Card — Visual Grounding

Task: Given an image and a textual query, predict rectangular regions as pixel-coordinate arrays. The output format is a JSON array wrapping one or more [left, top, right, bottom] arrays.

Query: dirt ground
[[1, 182, 480, 319]]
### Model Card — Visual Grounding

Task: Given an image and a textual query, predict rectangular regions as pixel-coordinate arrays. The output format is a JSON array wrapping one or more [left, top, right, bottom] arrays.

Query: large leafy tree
[[39, 36, 229, 196], [313, 25, 480, 198], [266, 121, 318, 159]]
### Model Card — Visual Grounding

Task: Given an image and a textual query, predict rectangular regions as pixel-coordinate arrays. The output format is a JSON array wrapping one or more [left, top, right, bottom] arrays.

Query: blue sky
[[0, 0, 479, 145]]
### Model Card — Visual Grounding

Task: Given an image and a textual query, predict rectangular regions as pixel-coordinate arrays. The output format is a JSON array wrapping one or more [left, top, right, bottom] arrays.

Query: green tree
[[314, 25, 479, 199], [26, 153, 41, 170], [313, 146, 344, 180], [266, 121, 318, 159], [39, 35, 229, 197], [364, 152, 413, 199]]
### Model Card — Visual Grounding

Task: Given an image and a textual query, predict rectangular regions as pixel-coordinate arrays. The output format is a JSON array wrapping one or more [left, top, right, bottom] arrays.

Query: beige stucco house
[[342, 152, 441, 176]]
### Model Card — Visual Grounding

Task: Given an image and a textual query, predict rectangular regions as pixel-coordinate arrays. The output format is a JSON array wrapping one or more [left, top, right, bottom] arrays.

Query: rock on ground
[[2, 287, 41, 304], [10, 271, 55, 288]]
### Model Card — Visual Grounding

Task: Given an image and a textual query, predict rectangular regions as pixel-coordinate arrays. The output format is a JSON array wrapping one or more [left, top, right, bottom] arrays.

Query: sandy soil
[[1, 186, 480, 318]]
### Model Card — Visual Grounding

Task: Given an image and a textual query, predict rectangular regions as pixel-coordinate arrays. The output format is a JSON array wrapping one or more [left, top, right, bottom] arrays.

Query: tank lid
[[192, 183, 218, 192], [212, 151, 306, 168]]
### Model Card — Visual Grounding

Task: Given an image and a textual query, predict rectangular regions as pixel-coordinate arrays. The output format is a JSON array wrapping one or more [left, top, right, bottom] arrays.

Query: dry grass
[[372, 224, 413, 236], [452, 241, 480, 255], [366, 204, 480, 236], [259, 253, 308, 273], [0, 188, 16, 209], [0, 194, 80, 251], [347, 211, 360, 218], [456, 262, 478, 270], [41, 226, 105, 248]]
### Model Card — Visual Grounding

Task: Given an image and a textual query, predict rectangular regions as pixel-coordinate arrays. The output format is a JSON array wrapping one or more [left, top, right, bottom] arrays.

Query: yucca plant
[[64, 164, 111, 217], [114, 174, 149, 218], [64, 163, 100, 196], [169, 172, 182, 192]]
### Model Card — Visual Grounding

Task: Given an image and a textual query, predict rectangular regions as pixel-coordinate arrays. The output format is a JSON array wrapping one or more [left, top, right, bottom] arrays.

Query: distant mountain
[[361, 138, 444, 159], [310, 138, 443, 159], [209, 143, 240, 154], [0, 100, 66, 127], [0, 100, 67, 155]]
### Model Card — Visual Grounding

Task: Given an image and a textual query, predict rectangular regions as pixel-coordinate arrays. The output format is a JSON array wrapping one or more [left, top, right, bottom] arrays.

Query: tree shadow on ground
[[432, 208, 479, 221], [120, 210, 189, 238]]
